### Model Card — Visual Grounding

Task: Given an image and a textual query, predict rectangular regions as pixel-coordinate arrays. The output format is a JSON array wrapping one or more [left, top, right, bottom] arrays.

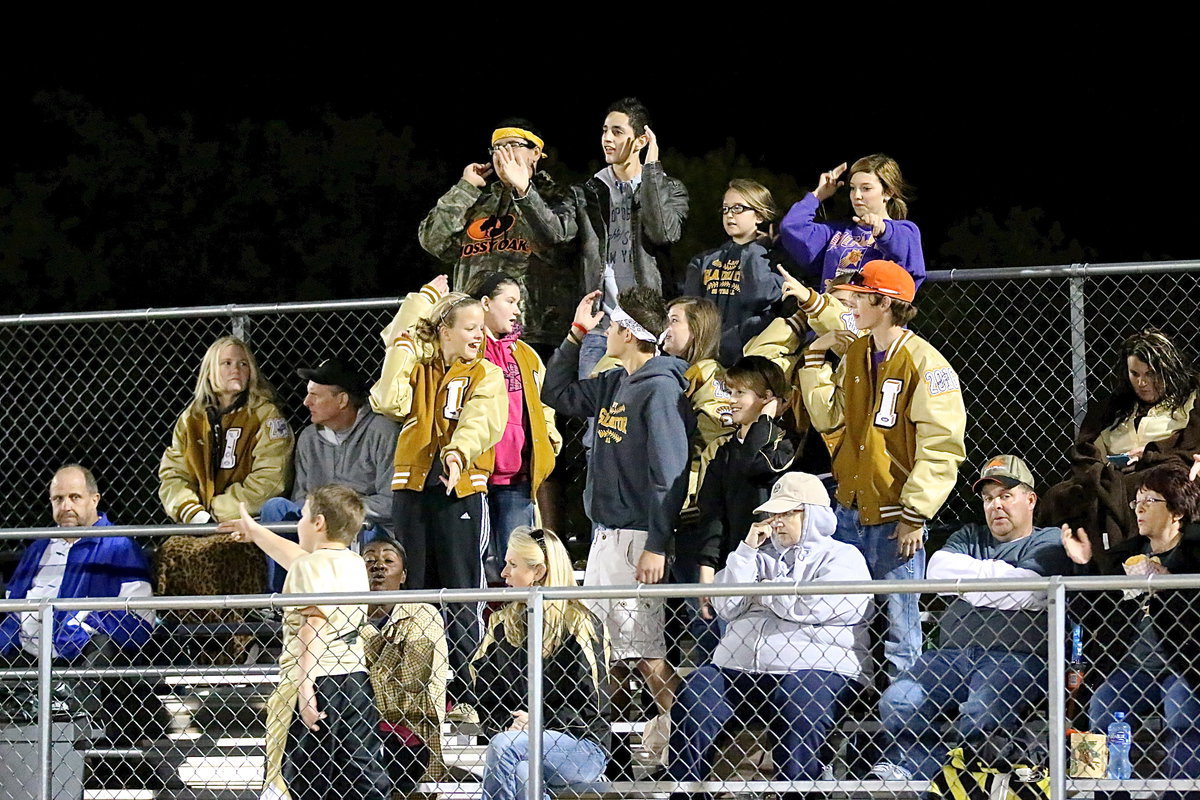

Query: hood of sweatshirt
[[625, 354, 690, 391], [767, 502, 839, 567]]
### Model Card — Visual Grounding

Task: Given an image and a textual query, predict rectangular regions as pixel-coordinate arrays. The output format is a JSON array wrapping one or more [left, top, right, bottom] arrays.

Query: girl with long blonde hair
[[471, 527, 609, 800]]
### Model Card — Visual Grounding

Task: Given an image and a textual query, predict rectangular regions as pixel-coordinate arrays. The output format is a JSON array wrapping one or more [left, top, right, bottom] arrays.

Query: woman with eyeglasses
[[779, 154, 924, 293], [471, 527, 610, 800], [1063, 463, 1200, 794], [683, 179, 786, 366], [370, 289, 507, 716], [1041, 329, 1200, 570], [669, 472, 870, 794]]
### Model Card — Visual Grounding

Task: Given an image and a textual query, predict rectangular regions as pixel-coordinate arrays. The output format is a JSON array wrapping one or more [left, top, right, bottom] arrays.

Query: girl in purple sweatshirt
[[780, 153, 924, 291]]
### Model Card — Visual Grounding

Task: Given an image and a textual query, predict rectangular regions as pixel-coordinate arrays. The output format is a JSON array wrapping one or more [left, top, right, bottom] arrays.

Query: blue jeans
[[578, 330, 608, 380], [833, 504, 925, 675], [260, 497, 304, 593], [669, 560, 723, 665], [484, 483, 535, 584], [482, 730, 607, 800], [1090, 667, 1200, 788], [879, 648, 1046, 780], [670, 665, 857, 784], [578, 330, 609, 449]]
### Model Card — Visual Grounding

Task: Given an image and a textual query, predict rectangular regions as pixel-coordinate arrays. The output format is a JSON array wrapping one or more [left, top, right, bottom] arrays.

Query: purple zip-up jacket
[[779, 193, 925, 290]]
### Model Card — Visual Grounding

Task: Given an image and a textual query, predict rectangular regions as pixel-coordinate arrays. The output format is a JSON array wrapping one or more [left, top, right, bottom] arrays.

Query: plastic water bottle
[[1106, 711, 1132, 780]]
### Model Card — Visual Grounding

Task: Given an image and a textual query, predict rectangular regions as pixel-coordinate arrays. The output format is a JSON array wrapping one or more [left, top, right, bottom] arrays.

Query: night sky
[[0, 42, 1188, 313]]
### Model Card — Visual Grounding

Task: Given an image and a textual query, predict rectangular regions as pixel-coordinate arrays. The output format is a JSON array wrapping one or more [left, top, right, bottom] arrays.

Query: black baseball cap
[[296, 357, 367, 394]]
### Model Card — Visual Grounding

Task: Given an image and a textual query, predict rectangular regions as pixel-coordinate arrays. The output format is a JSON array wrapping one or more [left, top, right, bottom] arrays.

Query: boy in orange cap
[[798, 259, 966, 676]]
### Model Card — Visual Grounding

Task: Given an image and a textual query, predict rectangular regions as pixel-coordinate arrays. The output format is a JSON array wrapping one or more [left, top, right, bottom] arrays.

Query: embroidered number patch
[[266, 418, 290, 441], [923, 367, 961, 396], [874, 379, 903, 428], [220, 428, 243, 469]]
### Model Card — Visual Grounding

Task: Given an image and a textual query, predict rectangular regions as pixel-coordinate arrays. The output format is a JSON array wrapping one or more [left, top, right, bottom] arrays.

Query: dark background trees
[[0, 47, 1188, 314]]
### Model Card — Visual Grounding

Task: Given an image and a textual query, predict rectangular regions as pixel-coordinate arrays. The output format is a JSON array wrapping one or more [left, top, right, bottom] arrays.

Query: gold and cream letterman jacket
[[379, 282, 445, 348], [684, 358, 734, 506], [158, 396, 294, 523], [370, 330, 506, 498], [743, 312, 818, 439], [798, 330, 966, 526], [743, 290, 858, 372], [378, 281, 562, 496], [797, 290, 860, 337]]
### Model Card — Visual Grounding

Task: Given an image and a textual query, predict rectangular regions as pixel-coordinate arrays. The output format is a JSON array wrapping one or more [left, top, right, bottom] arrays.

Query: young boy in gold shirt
[[226, 485, 389, 800]]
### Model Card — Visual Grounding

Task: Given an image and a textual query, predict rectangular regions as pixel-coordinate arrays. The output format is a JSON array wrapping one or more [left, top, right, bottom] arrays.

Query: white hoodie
[[711, 504, 872, 680]]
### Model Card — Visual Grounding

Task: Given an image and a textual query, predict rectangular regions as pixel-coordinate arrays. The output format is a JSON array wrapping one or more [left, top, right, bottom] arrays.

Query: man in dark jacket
[[417, 119, 573, 343], [542, 285, 695, 725], [504, 98, 689, 378]]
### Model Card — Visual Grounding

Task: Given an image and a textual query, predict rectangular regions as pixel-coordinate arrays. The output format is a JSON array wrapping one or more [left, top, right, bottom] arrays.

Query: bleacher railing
[[3, 576, 1200, 799], [2, 260, 1199, 539]]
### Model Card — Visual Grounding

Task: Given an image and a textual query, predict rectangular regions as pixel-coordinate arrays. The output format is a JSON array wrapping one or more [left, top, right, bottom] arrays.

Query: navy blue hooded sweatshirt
[[542, 337, 695, 554]]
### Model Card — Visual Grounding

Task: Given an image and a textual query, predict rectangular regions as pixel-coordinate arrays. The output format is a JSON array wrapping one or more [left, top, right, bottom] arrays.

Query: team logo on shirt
[[701, 258, 742, 296], [467, 214, 516, 241], [838, 249, 866, 269], [597, 403, 628, 443], [462, 214, 532, 258]]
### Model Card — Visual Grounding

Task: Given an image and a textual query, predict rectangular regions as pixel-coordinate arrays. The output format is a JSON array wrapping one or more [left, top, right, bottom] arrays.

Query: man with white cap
[[668, 472, 872, 793], [870, 455, 1070, 781]]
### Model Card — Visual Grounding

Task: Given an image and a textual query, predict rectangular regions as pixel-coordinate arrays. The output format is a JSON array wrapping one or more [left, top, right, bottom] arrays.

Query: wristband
[[571, 322, 589, 337]]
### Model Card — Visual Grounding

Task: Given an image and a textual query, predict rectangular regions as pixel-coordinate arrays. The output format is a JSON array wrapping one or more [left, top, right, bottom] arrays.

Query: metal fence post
[[37, 603, 54, 800], [526, 588, 545, 800], [1047, 577, 1067, 800], [231, 313, 250, 342], [1068, 273, 1089, 433]]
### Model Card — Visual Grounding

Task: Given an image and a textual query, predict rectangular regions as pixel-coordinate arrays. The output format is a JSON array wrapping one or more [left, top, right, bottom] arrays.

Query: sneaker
[[868, 761, 913, 781], [446, 702, 479, 724]]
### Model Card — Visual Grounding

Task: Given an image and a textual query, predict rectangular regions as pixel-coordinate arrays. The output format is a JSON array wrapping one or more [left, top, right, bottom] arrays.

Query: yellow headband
[[491, 127, 546, 156]]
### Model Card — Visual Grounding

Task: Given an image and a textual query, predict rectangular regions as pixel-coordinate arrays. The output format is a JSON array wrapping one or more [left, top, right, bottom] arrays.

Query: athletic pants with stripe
[[392, 486, 488, 704]]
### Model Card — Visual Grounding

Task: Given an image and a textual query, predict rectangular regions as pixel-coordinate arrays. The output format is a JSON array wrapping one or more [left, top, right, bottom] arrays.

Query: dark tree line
[[0, 92, 1093, 316]]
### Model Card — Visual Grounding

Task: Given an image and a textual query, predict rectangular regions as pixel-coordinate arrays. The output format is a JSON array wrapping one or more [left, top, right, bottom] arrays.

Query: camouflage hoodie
[[417, 172, 573, 344]]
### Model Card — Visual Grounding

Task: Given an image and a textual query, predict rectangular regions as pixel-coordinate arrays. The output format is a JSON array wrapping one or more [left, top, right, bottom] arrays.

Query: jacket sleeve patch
[[923, 367, 961, 396], [266, 418, 291, 441]]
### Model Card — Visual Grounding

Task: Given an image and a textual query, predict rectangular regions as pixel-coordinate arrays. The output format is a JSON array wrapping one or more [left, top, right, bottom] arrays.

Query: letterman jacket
[[798, 329, 966, 526], [370, 326, 506, 498], [684, 358, 734, 506], [379, 282, 561, 496], [158, 394, 294, 523]]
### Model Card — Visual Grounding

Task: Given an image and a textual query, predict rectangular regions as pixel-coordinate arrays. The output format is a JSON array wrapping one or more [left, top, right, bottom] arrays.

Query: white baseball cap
[[754, 473, 831, 515]]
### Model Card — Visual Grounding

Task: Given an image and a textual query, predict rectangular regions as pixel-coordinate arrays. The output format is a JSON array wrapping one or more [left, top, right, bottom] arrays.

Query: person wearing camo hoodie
[[417, 119, 573, 344]]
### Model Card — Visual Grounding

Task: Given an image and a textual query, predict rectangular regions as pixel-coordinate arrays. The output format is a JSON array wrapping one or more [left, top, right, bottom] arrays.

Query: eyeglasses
[[489, 142, 536, 154], [1129, 498, 1168, 510], [720, 204, 754, 216]]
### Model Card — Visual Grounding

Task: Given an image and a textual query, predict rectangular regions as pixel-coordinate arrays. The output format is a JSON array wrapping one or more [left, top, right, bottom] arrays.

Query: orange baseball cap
[[839, 260, 916, 304]]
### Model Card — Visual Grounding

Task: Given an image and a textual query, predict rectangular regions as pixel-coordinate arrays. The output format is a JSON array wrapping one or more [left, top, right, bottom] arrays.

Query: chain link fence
[[4, 574, 1200, 799], [3, 262, 1199, 550]]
